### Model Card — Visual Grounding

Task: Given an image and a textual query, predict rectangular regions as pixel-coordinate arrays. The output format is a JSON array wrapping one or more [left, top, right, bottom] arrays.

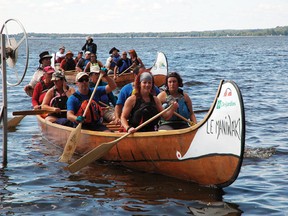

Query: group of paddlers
[[23, 45, 197, 133]]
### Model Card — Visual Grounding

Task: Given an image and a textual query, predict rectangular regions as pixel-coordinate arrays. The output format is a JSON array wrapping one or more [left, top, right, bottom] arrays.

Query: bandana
[[139, 72, 152, 82]]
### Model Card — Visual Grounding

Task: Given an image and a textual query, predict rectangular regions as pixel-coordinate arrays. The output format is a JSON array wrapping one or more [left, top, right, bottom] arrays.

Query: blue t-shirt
[[67, 86, 106, 114], [116, 83, 160, 106]]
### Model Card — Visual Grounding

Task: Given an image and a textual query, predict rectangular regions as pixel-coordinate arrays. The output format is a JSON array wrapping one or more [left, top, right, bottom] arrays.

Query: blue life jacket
[[119, 59, 132, 73], [83, 59, 90, 69], [110, 55, 121, 69], [163, 89, 190, 121]]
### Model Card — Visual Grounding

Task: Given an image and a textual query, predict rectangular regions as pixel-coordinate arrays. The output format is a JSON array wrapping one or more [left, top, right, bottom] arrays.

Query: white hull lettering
[[206, 115, 241, 140]]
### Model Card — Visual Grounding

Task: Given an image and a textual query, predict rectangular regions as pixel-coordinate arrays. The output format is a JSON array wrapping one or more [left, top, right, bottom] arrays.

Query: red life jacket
[[73, 91, 103, 123]]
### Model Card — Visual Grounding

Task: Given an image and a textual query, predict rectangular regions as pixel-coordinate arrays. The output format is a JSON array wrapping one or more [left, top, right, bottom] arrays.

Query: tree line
[[27, 26, 288, 38]]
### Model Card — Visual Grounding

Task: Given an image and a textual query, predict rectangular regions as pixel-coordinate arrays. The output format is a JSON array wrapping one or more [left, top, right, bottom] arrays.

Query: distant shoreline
[[28, 35, 286, 40], [27, 26, 288, 38]]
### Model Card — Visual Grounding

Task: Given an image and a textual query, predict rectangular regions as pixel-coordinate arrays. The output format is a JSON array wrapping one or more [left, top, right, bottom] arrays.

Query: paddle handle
[[134, 104, 174, 131], [82, 73, 104, 118], [194, 109, 209, 113], [13, 109, 67, 116], [99, 104, 173, 144], [118, 65, 133, 77], [173, 112, 195, 126]]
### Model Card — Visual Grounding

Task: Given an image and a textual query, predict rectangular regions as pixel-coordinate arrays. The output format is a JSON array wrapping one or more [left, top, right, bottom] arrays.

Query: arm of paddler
[[41, 88, 61, 113], [120, 96, 136, 133], [154, 96, 178, 120], [102, 69, 117, 93], [31, 84, 42, 109]]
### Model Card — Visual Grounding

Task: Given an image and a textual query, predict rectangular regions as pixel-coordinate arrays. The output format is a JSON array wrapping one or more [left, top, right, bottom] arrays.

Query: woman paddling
[[121, 71, 178, 133], [157, 72, 197, 130]]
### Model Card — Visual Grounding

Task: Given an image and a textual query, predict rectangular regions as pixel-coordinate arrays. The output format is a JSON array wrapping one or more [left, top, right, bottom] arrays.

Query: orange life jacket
[[73, 92, 103, 124]]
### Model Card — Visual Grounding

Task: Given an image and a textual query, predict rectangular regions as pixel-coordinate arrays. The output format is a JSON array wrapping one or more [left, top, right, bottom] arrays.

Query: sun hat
[[51, 71, 65, 81], [85, 51, 91, 55], [75, 72, 89, 82], [43, 66, 55, 74], [109, 47, 120, 54], [39, 51, 52, 63], [65, 50, 74, 57]]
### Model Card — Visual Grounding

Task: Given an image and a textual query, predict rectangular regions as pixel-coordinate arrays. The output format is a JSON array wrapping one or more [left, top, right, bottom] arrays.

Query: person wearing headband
[[113, 67, 161, 125], [157, 72, 197, 130], [121, 71, 178, 133]]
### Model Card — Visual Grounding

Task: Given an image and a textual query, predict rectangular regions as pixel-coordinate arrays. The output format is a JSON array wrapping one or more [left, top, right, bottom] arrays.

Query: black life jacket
[[64, 58, 76, 71], [48, 87, 69, 118], [129, 94, 159, 132]]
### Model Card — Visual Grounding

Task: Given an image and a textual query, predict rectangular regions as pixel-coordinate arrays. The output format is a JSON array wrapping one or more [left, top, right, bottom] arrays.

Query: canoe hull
[[38, 117, 240, 187], [104, 72, 135, 87], [64, 70, 78, 84], [37, 80, 245, 188]]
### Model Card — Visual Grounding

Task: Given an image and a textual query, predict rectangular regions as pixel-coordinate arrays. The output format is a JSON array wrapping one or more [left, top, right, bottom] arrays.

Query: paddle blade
[[7, 115, 25, 128], [59, 123, 82, 163], [66, 104, 173, 173], [66, 141, 117, 173]]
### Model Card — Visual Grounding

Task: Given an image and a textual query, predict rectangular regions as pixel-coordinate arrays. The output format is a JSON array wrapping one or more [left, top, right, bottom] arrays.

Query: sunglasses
[[78, 77, 89, 82]]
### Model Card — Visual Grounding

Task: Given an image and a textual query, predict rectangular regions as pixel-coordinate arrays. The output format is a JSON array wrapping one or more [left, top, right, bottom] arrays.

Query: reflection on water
[[188, 202, 242, 215], [0, 133, 243, 215]]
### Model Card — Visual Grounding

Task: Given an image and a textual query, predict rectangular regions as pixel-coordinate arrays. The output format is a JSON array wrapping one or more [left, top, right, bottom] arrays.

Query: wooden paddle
[[12, 109, 67, 116], [194, 109, 209, 113], [173, 112, 195, 126], [59, 73, 104, 163], [7, 109, 67, 128], [66, 104, 174, 173], [7, 115, 25, 128]]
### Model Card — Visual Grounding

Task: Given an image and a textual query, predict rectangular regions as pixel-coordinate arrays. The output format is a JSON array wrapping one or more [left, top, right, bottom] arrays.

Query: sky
[[1, 0, 288, 34]]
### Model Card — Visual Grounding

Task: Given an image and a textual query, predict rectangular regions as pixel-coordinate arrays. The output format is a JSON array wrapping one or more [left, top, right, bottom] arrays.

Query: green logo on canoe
[[216, 100, 236, 109]]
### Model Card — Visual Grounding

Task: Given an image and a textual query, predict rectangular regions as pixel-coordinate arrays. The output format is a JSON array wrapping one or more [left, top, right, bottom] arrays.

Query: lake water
[[1, 36, 288, 215]]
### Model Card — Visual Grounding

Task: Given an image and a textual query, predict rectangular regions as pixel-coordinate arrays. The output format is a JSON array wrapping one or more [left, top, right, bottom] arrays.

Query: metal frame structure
[[0, 34, 8, 165], [0, 19, 29, 166]]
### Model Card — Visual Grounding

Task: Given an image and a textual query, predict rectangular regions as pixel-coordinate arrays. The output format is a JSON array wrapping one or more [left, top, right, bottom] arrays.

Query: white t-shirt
[[105, 56, 113, 69], [55, 51, 65, 62], [29, 68, 44, 88]]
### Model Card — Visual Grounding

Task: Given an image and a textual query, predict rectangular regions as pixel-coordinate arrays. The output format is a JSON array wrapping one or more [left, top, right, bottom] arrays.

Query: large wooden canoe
[[62, 52, 168, 87], [37, 80, 245, 188]]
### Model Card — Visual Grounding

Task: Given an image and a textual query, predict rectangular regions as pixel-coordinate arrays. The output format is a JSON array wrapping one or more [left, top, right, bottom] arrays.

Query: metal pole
[[1, 34, 8, 166]]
